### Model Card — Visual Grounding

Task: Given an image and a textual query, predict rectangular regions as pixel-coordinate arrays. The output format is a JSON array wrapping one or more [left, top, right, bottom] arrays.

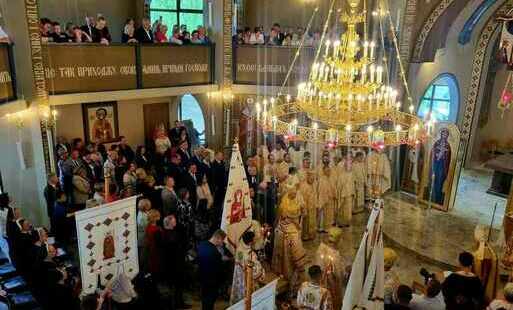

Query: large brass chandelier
[[255, 0, 425, 148]]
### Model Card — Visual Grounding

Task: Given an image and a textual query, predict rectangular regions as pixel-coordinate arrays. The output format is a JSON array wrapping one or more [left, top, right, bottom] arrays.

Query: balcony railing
[[43, 43, 215, 95], [233, 45, 315, 87]]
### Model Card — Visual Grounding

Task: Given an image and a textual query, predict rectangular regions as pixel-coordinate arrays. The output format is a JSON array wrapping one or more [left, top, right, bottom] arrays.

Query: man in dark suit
[[181, 163, 198, 207], [177, 140, 192, 167], [44, 173, 60, 233], [211, 152, 227, 225], [80, 15, 99, 41], [118, 136, 135, 163], [167, 154, 185, 188], [135, 17, 154, 43], [197, 230, 227, 310]]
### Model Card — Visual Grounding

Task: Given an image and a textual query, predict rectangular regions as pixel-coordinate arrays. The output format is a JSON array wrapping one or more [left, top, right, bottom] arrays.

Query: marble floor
[[453, 168, 506, 229]]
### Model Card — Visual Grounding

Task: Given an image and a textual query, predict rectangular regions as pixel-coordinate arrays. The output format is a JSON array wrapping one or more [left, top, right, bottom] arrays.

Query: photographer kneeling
[[410, 278, 445, 310]]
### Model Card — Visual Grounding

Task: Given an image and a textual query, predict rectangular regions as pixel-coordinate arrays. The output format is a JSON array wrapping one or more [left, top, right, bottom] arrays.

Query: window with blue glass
[[150, 0, 204, 33], [178, 94, 205, 145], [418, 74, 459, 123]]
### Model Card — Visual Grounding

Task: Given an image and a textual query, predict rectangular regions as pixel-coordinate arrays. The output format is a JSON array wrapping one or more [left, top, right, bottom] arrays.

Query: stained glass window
[[418, 75, 459, 123], [179, 94, 206, 145]]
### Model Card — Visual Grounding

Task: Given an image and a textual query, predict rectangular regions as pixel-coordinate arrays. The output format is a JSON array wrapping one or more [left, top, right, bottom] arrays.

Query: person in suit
[[62, 149, 83, 203], [136, 17, 154, 43], [211, 152, 227, 225], [135, 145, 151, 171], [118, 136, 135, 163], [197, 230, 228, 310], [80, 15, 99, 41], [177, 140, 192, 167], [44, 173, 60, 233], [167, 153, 185, 188], [182, 163, 198, 208], [161, 176, 178, 217], [55, 136, 70, 157]]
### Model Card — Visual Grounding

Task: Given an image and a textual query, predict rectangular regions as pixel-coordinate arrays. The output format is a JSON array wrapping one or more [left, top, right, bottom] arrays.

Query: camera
[[420, 268, 435, 285]]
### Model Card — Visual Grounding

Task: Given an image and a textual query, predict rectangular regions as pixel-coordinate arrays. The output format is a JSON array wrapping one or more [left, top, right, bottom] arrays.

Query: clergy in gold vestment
[[318, 165, 337, 232], [336, 160, 355, 227], [314, 227, 347, 309], [263, 153, 278, 183], [472, 225, 498, 303], [366, 150, 391, 199], [230, 231, 265, 304], [272, 187, 308, 293], [299, 171, 318, 241], [297, 158, 313, 183], [352, 152, 367, 213]]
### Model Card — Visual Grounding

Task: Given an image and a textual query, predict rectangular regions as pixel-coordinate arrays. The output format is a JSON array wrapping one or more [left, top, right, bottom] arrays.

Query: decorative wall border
[[412, 0, 456, 61], [398, 0, 418, 66], [461, 0, 513, 141]]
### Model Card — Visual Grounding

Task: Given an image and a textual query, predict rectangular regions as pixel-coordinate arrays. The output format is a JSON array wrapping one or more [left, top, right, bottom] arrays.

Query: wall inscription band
[[234, 46, 314, 86], [140, 45, 213, 88]]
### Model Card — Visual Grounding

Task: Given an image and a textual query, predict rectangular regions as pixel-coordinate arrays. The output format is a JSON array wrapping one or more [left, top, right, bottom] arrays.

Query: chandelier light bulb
[[409, 105, 414, 113]]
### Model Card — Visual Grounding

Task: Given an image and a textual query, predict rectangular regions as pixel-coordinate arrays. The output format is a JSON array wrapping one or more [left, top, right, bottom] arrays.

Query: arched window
[[418, 74, 459, 123], [150, 0, 204, 33], [178, 94, 205, 145]]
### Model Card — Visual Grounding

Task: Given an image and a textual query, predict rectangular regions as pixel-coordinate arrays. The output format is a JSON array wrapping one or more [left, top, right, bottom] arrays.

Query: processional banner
[[227, 279, 278, 310], [75, 196, 138, 294], [221, 143, 253, 254], [342, 201, 384, 310]]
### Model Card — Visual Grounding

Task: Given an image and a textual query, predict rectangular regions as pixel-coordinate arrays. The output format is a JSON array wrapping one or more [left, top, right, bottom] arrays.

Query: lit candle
[[368, 95, 373, 111], [370, 41, 376, 60], [377, 66, 383, 84], [325, 40, 331, 57], [361, 64, 367, 84], [363, 41, 369, 59], [256, 103, 261, 122], [348, 94, 353, 112], [334, 40, 340, 58], [369, 64, 375, 83], [395, 124, 402, 143], [395, 101, 401, 111], [367, 125, 374, 144]]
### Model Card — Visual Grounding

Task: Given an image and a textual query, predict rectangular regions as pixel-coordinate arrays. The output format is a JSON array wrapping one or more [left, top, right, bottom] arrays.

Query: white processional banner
[[221, 143, 253, 253], [75, 196, 139, 294], [342, 200, 384, 310], [227, 279, 279, 310]]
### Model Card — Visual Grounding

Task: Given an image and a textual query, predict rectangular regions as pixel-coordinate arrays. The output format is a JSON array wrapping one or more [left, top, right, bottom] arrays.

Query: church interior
[[1, 0, 513, 309]]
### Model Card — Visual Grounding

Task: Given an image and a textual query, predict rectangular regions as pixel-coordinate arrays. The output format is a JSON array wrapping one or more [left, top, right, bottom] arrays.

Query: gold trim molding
[[412, 0, 455, 61]]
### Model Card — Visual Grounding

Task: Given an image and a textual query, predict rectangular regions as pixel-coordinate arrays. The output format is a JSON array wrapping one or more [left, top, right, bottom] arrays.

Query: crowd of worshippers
[[233, 23, 322, 47], [39, 15, 210, 45]]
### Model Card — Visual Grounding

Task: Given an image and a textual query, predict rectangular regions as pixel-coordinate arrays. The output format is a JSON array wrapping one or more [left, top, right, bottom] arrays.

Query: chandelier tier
[[255, 0, 426, 148]]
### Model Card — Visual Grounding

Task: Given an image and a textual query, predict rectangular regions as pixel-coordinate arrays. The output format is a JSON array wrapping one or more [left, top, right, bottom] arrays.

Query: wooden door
[[143, 102, 170, 149]]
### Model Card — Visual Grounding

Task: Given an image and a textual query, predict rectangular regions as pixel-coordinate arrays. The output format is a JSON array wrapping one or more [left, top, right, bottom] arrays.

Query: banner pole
[[244, 260, 255, 310]]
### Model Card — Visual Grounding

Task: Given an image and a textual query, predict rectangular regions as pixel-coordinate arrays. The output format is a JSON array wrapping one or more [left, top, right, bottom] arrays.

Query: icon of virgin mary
[[229, 189, 246, 224]]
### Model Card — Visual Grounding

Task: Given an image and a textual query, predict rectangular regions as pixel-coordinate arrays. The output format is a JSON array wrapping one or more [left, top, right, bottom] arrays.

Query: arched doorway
[[178, 94, 206, 146], [418, 74, 459, 123]]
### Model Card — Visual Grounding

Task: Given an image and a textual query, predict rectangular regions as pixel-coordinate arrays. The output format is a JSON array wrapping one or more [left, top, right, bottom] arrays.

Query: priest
[[271, 185, 308, 294], [336, 158, 355, 227], [230, 231, 265, 304], [314, 227, 348, 309], [318, 161, 336, 232], [299, 171, 318, 241], [366, 149, 391, 199], [352, 151, 367, 213], [472, 225, 498, 303]]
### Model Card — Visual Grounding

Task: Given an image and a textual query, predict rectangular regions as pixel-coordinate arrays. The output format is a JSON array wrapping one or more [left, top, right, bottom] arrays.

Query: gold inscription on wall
[[43, 44, 137, 94], [140, 45, 212, 88], [234, 46, 314, 86]]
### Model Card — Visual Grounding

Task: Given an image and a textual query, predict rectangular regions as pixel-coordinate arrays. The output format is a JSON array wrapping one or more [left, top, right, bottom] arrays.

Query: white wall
[[0, 106, 48, 226]]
